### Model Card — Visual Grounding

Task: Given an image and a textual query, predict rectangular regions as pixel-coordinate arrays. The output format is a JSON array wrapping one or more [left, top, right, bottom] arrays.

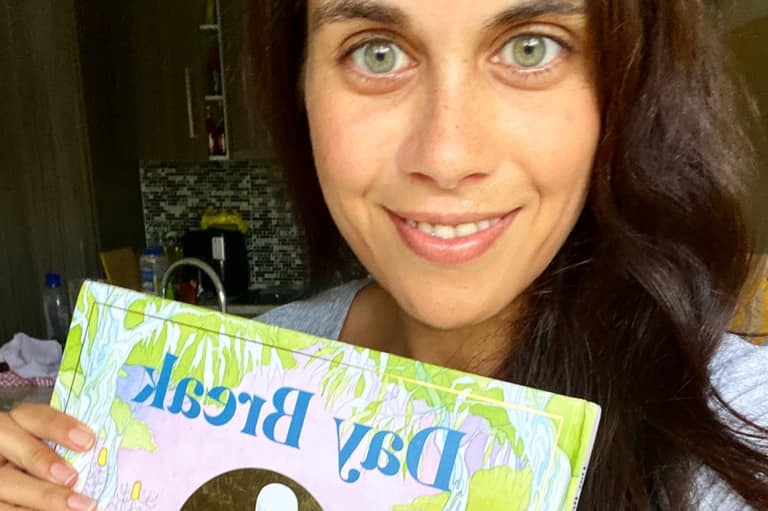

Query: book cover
[[51, 281, 601, 511]]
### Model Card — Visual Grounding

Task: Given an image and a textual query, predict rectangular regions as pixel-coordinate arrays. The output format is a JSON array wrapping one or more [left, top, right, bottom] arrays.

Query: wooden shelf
[[204, 1, 229, 161]]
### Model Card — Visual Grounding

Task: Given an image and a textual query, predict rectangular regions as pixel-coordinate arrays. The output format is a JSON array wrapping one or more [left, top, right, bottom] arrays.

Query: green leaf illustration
[[110, 398, 157, 452], [124, 300, 147, 330], [466, 466, 533, 510], [392, 466, 533, 511]]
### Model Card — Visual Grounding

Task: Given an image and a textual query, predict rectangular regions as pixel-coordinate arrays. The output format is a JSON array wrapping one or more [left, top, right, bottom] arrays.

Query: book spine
[[570, 405, 602, 511]]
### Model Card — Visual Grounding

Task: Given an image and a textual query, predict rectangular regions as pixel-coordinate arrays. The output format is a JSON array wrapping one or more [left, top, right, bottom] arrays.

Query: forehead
[[307, 0, 586, 34]]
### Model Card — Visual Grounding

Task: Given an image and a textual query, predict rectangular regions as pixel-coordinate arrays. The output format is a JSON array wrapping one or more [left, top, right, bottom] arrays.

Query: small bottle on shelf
[[206, 104, 216, 155], [204, 0, 218, 25], [216, 115, 227, 156], [206, 105, 225, 156], [208, 45, 222, 96], [42, 272, 71, 345]]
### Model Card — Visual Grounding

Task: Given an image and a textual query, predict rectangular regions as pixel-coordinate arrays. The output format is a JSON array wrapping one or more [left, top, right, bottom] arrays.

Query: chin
[[395, 283, 514, 332]]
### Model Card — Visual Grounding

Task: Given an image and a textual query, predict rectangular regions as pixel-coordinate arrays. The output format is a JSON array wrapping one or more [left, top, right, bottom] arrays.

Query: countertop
[[194, 287, 302, 317], [205, 303, 276, 317]]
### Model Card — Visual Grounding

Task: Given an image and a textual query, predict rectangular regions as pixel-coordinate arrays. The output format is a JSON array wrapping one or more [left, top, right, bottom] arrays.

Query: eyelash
[[339, 30, 573, 82], [501, 34, 573, 77], [338, 33, 411, 76]]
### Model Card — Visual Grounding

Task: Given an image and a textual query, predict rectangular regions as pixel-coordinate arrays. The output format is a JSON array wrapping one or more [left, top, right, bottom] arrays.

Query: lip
[[391, 210, 513, 225], [388, 208, 520, 265]]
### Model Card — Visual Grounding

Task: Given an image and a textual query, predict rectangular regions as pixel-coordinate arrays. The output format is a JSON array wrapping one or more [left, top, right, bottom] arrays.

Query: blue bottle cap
[[45, 273, 62, 288]]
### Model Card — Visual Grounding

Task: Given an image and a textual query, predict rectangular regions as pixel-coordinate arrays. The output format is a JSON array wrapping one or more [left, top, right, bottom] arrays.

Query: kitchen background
[[1, 0, 768, 342], [139, 160, 305, 289]]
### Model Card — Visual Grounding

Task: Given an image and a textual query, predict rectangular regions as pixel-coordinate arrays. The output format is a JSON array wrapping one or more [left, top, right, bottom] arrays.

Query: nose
[[398, 69, 496, 190]]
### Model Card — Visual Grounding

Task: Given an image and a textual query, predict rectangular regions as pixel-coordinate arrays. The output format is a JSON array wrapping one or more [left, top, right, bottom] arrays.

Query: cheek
[[511, 87, 600, 198], [305, 90, 405, 254], [307, 90, 405, 197], [306, 105, 357, 192]]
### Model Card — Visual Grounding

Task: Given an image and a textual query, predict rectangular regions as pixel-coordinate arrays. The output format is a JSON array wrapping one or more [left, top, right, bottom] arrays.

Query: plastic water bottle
[[140, 247, 168, 295], [43, 272, 71, 345]]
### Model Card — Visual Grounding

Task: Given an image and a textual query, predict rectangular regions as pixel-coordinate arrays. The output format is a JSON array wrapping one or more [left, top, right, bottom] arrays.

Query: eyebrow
[[310, 0, 585, 34], [484, 0, 586, 30], [310, 0, 408, 33]]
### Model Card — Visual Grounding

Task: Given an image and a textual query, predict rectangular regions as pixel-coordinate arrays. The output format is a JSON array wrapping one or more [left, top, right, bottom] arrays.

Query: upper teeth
[[405, 217, 501, 239]]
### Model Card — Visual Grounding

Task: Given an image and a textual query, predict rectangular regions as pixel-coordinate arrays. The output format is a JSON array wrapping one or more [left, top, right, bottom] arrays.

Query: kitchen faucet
[[160, 257, 227, 313]]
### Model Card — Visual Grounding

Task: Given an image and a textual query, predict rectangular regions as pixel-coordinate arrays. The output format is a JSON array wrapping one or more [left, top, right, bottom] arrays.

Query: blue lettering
[[406, 427, 465, 492], [132, 352, 177, 409], [204, 386, 236, 426], [237, 392, 267, 436], [334, 418, 372, 484], [168, 377, 204, 418], [262, 387, 313, 448], [130, 353, 322, 462], [361, 430, 403, 476]]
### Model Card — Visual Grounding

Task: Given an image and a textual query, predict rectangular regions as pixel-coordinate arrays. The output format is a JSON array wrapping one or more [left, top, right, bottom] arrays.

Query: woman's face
[[304, 0, 600, 329]]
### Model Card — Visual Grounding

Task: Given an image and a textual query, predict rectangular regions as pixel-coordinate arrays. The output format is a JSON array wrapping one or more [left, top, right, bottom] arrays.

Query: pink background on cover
[[112, 365, 441, 510]]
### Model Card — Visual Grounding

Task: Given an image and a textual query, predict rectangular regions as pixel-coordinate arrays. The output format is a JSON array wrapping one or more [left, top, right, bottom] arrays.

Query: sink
[[189, 286, 304, 318], [246, 287, 304, 305]]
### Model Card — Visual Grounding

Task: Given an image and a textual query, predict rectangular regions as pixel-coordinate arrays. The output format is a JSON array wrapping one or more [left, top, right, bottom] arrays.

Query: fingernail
[[68, 494, 97, 511], [50, 461, 77, 486], [68, 427, 95, 450]]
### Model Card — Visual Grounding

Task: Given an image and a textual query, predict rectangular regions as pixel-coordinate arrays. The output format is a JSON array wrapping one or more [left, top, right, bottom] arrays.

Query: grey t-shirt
[[257, 279, 768, 510]]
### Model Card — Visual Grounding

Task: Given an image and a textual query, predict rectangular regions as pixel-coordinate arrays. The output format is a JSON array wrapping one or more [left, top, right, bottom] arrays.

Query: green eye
[[500, 35, 562, 68], [351, 41, 409, 74]]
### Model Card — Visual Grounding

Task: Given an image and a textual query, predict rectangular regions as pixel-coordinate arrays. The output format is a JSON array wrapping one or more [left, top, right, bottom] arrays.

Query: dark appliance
[[182, 229, 249, 300]]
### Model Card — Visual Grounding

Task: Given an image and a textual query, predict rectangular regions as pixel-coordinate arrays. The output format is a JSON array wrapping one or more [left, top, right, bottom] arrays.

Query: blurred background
[[0, 0, 766, 345]]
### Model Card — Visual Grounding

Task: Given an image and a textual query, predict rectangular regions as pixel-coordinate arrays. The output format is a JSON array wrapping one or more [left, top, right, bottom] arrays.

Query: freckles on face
[[303, 0, 600, 329]]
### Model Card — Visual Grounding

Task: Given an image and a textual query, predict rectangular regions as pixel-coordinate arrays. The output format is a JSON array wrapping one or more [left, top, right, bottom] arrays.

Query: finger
[[0, 502, 39, 511], [0, 464, 97, 511], [9, 404, 95, 453], [0, 503, 38, 511], [0, 413, 79, 487]]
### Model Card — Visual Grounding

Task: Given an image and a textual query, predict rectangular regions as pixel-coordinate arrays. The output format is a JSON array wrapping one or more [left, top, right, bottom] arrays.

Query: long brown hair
[[249, 0, 768, 508]]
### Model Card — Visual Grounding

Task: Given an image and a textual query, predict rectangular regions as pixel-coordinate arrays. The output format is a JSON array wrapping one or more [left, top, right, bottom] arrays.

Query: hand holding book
[[0, 402, 97, 511]]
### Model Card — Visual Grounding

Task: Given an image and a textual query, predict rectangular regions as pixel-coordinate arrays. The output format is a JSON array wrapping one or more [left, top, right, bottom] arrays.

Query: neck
[[340, 282, 516, 376]]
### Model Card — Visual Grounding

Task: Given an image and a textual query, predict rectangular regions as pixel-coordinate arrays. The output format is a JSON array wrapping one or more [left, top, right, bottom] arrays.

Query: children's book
[[51, 281, 601, 511]]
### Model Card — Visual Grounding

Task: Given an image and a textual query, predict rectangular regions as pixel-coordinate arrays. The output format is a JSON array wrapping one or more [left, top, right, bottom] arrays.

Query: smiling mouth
[[389, 209, 520, 265], [403, 216, 504, 240]]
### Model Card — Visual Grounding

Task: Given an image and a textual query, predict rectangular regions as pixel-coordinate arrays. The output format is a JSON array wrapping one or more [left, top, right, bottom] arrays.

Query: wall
[[139, 161, 306, 290], [728, 15, 768, 250], [0, 0, 101, 341], [0, 0, 155, 341], [75, 0, 146, 252]]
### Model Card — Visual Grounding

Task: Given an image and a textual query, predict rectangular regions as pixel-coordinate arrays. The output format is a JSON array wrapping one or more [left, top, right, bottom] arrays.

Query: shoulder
[[692, 334, 767, 509], [254, 278, 371, 340], [709, 333, 768, 429]]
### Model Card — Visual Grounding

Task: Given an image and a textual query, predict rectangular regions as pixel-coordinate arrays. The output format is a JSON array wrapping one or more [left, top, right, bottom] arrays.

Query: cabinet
[[130, 0, 206, 161], [130, 0, 270, 161], [220, 0, 273, 160]]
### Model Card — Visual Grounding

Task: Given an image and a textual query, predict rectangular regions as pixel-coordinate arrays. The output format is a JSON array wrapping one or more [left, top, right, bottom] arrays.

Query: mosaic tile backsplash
[[139, 161, 306, 290]]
